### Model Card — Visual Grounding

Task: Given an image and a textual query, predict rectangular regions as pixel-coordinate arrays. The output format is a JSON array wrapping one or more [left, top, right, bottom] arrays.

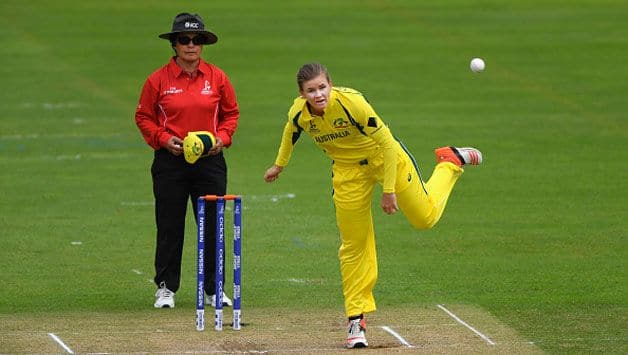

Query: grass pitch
[[0, 0, 626, 353], [3, 305, 542, 354]]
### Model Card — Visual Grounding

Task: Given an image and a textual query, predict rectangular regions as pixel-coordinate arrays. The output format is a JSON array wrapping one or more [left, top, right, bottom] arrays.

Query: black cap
[[158, 13, 218, 45]]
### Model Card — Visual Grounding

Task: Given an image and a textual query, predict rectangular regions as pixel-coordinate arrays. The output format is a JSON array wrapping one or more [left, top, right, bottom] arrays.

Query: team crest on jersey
[[201, 80, 212, 95], [333, 118, 349, 129], [308, 121, 320, 133]]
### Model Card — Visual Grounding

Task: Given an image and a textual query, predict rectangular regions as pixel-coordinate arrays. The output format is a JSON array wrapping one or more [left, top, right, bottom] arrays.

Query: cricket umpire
[[135, 12, 240, 309]]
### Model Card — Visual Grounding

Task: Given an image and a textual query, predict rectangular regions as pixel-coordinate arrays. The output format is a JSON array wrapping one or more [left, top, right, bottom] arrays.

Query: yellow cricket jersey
[[274, 87, 399, 192]]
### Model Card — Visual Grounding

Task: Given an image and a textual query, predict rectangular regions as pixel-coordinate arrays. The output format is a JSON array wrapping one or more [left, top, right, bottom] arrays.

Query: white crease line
[[269, 278, 325, 285], [0, 132, 123, 140], [381, 325, 414, 348], [248, 193, 296, 202], [48, 333, 75, 354], [121, 195, 295, 207], [121, 201, 154, 206], [129, 268, 153, 284], [437, 304, 496, 346], [0, 153, 139, 162]]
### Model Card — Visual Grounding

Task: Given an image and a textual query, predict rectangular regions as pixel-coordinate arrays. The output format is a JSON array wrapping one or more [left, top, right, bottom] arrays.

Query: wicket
[[196, 194, 242, 331]]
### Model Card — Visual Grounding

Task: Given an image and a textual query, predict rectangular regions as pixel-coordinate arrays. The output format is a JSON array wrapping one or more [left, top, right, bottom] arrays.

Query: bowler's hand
[[208, 137, 224, 155], [382, 192, 398, 214], [264, 165, 283, 182], [166, 136, 183, 156]]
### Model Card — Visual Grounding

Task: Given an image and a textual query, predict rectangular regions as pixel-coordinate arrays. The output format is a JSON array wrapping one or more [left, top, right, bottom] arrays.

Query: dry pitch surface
[[1, 304, 542, 354]]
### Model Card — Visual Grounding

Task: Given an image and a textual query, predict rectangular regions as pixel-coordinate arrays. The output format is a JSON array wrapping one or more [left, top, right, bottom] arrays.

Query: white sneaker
[[346, 317, 368, 349], [206, 292, 233, 307], [154, 286, 175, 308]]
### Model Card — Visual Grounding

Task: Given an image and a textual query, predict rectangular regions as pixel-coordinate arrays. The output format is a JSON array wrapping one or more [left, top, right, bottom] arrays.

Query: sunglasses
[[176, 35, 207, 45]]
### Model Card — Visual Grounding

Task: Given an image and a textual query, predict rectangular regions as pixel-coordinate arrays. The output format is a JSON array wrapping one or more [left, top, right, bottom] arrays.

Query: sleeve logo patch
[[367, 117, 378, 128]]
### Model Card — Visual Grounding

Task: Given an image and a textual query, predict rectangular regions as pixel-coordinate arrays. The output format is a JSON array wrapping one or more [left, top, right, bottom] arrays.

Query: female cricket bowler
[[263, 63, 483, 348]]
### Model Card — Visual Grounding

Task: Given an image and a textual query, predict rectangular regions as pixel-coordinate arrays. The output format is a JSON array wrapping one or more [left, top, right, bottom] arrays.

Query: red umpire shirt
[[135, 57, 239, 149]]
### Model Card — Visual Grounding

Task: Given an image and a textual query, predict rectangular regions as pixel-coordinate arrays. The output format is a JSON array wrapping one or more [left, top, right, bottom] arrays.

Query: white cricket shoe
[[435, 146, 483, 167], [206, 292, 233, 307], [346, 317, 368, 349], [154, 286, 175, 308]]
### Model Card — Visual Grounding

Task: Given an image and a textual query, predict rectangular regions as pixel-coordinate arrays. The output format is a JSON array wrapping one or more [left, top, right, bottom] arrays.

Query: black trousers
[[151, 149, 226, 293]]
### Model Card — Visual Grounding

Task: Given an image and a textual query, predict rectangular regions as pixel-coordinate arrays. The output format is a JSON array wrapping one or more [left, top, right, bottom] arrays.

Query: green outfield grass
[[0, 0, 626, 353]]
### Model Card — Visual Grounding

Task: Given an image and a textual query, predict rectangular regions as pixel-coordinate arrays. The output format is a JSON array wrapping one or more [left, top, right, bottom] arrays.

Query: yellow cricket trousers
[[332, 145, 463, 317]]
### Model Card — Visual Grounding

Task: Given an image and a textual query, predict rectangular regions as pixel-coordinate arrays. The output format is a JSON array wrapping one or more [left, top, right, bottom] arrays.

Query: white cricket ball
[[470, 58, 485, 73]]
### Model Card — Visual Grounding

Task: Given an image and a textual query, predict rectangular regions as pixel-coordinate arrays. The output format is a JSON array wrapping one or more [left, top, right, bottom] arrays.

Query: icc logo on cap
[[185, 22, 200, 29]]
